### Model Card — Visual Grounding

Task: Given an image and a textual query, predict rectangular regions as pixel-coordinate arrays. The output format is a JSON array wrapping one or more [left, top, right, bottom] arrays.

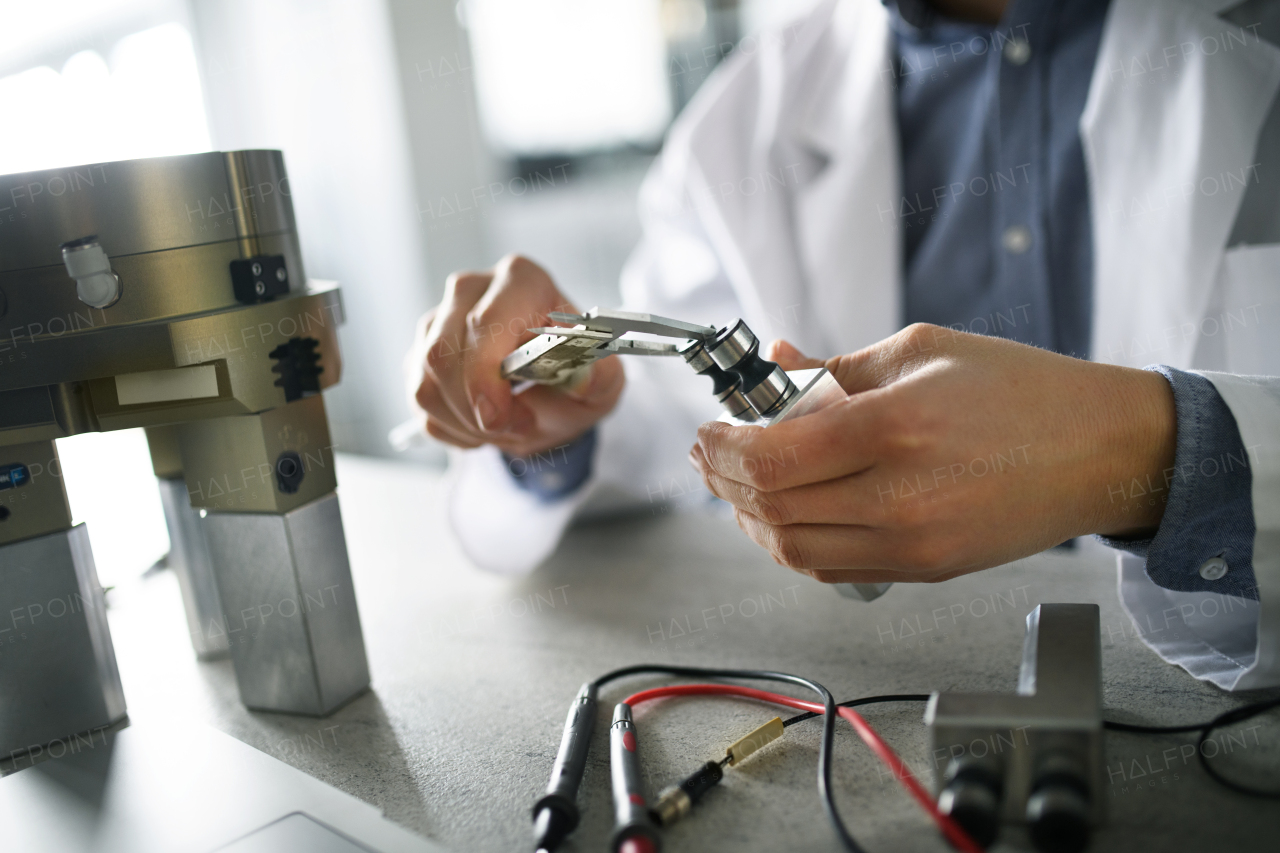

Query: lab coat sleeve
[[1116, 372, 1280, 689], [447, 130, 749, 574]]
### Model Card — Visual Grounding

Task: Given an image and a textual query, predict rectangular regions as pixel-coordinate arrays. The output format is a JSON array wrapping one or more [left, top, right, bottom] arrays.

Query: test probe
[[530, 664, 958, 853]]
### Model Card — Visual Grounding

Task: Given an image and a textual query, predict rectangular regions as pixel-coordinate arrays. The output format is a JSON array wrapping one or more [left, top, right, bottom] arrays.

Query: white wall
[[188, 0, 492, 460]]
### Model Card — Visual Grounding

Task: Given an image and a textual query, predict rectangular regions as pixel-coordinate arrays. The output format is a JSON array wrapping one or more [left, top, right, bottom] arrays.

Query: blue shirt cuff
[[1096, 366, 1258, 600], [501, 428, 597, 502]]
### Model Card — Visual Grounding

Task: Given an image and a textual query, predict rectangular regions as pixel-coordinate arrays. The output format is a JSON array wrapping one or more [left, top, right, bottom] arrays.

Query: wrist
[[501, 427, 597, 500], [1085, 365, 1177, 538]]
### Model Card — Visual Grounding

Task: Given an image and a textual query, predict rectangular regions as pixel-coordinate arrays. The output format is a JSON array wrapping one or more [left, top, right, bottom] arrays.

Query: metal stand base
[[202, 493, 370, 715], [0, 525, 126, 755], [156, 478, 229, 660]]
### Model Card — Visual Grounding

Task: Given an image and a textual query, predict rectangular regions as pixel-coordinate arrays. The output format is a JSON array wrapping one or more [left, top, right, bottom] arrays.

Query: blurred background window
[[0, 0, 817, 585], [464, 0, 672, 155], [0, 23, 210, 174]]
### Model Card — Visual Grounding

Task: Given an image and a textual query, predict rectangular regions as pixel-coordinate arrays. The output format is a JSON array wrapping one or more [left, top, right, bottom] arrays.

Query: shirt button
[[1199, 557, 1228, 581], [1004, 38, 1032, 65], [1002, 225, 1032, 254]]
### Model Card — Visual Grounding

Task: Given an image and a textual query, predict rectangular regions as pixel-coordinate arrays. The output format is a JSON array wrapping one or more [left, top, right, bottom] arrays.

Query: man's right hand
[[405, 255, 626, 457]]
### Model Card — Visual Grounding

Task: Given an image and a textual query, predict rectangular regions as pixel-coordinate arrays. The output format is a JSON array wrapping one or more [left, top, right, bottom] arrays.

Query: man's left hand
[[689, 324, 1177, 585]]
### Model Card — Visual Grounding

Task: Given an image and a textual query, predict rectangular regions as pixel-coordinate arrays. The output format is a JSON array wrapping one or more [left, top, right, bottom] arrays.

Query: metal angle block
[[156, 477, 229, 660], [0, 524, 126, 756], [201, 493, 369, 715], [926, 604, 1103, 844], [0, 383, 98, 447]]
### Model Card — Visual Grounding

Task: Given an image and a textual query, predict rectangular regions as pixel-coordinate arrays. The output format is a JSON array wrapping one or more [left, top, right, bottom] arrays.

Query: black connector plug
[[650, 760, 724, 827]]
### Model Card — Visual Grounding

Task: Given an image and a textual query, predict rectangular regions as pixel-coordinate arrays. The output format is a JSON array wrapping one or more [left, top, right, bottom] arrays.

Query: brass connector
[[726, 716, 785, 766], [651, 785, 692, 827]]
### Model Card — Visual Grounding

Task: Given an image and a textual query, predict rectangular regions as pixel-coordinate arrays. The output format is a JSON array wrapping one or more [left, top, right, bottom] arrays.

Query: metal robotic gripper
[[0, 151, 370, 758]]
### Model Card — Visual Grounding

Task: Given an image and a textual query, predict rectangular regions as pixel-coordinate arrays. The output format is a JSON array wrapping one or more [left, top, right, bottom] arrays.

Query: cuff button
[[1199, 557, 1228, 581]]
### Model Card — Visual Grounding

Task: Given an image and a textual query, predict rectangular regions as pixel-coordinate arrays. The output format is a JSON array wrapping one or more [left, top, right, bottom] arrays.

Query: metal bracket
[[925, 603, 1103, 852]]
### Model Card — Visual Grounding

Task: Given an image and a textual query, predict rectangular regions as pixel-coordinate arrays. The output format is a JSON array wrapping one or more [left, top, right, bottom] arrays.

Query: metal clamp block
[[926, 603, 1103, 852]]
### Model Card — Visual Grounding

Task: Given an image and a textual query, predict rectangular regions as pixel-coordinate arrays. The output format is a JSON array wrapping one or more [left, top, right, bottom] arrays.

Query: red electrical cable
[[623, 683, 984, 853], [625, 683, 824, 714]]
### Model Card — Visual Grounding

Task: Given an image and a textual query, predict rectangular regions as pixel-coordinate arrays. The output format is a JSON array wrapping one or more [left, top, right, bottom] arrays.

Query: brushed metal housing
[[202, 493, 370, 715]]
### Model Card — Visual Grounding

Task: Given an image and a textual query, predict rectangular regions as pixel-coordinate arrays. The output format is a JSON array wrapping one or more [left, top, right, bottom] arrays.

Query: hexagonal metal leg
[[202, 493, 369, 715], [0, 525, 127, 756], [155, 477, 229, 660]]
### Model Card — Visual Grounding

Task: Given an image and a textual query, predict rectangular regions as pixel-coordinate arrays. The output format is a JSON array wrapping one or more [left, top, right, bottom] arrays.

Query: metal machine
[[0, 151, 370, 757], [927, 603, 1104, 853], [501, 307, 890, 602]]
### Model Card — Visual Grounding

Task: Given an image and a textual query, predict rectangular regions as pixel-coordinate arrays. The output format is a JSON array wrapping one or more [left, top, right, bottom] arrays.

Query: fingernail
[[474, 394, 498, 431], [564, 365, 598, 399]]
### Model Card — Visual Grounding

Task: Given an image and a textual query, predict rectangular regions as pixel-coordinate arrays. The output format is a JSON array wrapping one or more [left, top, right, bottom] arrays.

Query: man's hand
[[405, 255, 625, 457], [690, 324, 1177, 584]]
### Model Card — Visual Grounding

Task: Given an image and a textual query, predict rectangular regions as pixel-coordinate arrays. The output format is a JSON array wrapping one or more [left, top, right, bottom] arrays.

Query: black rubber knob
[[1026, 785, 1091, 853], [939, 757, 1004, 849], [938, 780, 1000, 849]]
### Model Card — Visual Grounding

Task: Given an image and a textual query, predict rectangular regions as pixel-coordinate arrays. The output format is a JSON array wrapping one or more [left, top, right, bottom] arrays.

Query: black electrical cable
[[781, 694, 932, 727], [592, 664, 863, 853], [1195, 697, 1280, 798], [1102, 696, 1280, 798], [1102, 720, 1206, 734], [784, 694, 1280, 799]]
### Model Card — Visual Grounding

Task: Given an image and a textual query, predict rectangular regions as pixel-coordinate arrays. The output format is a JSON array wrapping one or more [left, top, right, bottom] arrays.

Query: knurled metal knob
[[706, 320, 797, 417]]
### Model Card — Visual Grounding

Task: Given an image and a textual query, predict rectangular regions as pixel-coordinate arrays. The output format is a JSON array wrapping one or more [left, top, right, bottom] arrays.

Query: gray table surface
[[82, 455, 1280, 851]]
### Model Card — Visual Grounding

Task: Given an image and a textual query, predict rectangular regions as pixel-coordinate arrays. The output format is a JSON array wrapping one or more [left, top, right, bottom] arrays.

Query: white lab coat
[[450, 0, 1280, 690]]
